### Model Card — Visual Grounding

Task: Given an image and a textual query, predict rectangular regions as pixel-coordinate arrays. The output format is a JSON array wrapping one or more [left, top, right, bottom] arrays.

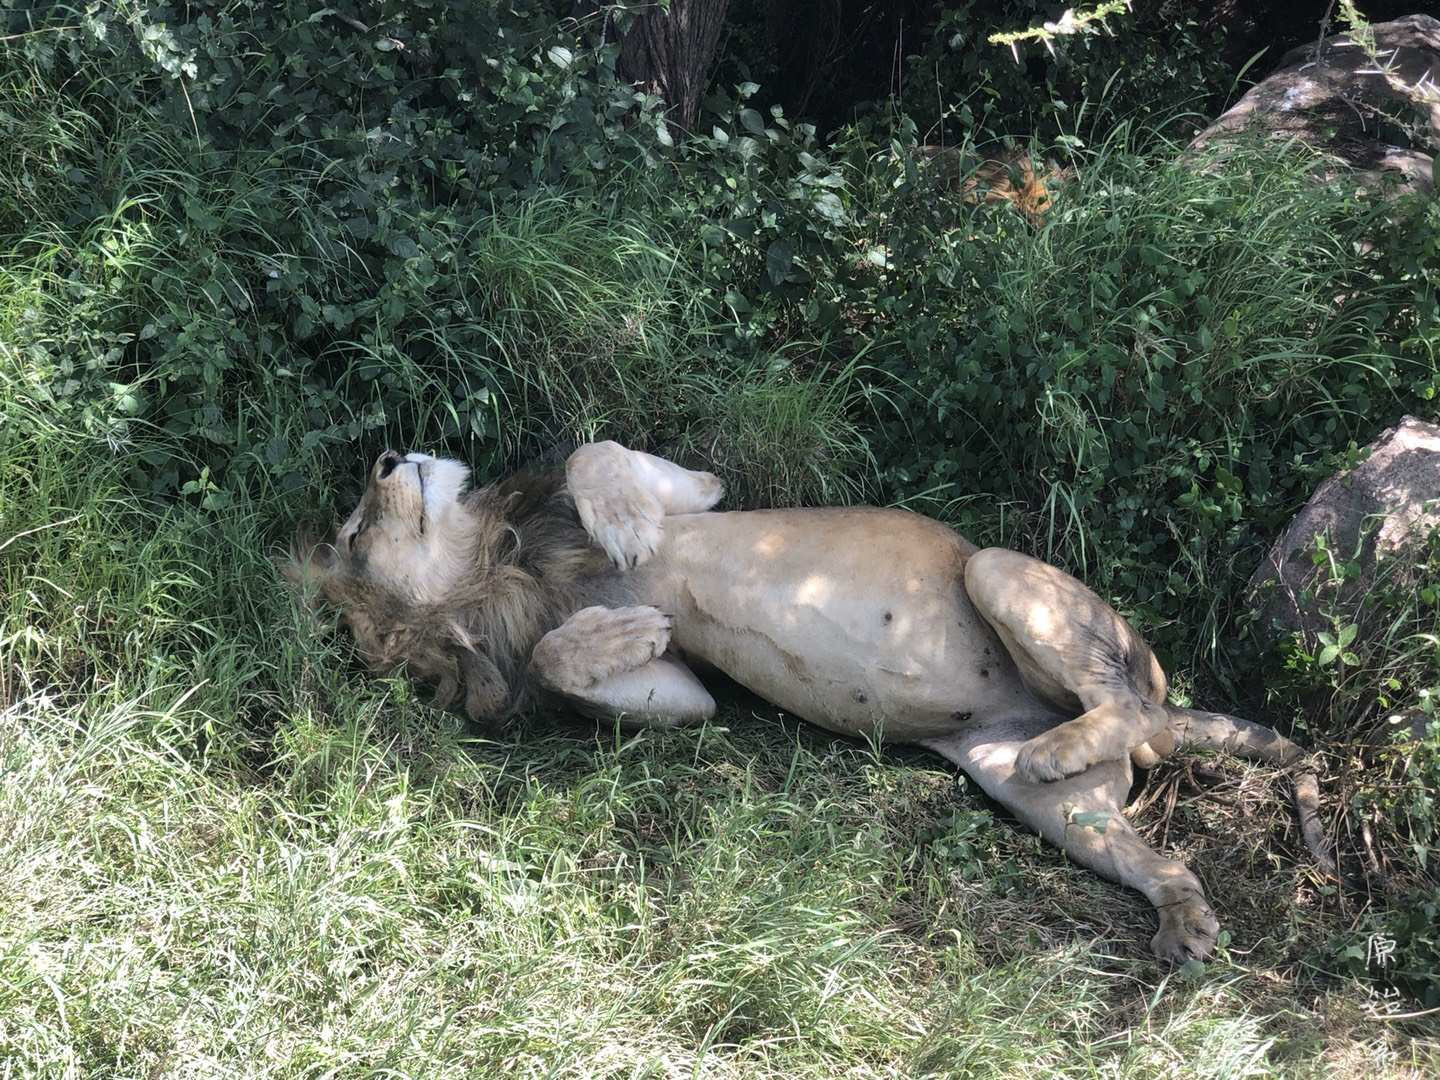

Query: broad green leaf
[[765, 239, 795, 285]]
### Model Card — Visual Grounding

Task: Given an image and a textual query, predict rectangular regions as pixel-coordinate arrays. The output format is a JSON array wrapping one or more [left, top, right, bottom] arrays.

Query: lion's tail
[[1162, 705, 1339, 883]]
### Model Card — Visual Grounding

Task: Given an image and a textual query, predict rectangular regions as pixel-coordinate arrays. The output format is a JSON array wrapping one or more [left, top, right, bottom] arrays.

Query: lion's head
[[286, 450, 476, 608], [283, 449, 609, 725], [284, 450, 501, 714]]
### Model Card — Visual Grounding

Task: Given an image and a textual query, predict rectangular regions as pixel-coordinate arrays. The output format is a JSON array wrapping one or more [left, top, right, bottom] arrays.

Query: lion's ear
[[276, 530, 339, 603]]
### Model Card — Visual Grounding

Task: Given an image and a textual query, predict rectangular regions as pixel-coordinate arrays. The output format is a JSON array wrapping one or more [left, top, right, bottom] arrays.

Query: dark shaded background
[[708, 0, 1427, 134]]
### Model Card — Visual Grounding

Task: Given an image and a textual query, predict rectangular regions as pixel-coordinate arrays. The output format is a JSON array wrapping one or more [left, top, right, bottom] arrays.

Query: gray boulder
[[1249, 415, 1440, 642], [1189, 15, 1440, 193]]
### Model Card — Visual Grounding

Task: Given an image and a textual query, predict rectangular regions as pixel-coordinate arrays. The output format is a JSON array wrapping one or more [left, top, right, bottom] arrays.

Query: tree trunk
[[617, 0, 732, 132]]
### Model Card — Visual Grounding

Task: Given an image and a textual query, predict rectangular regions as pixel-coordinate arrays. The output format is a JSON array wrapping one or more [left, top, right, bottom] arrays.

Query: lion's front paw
[[1015, 726, 1099, 783], [532, 605, 674, 692], [588, 605, 673, 677], [573, 488, 665, 570], [1151, 893, 1220, 963]]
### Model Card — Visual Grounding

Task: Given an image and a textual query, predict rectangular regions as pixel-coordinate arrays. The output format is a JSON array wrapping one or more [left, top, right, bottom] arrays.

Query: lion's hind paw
[[1151, 893, 1220, 964], [1014, 726, 1099, 783]]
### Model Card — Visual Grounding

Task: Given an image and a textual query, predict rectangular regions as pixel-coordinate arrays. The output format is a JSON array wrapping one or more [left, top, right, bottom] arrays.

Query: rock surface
[[1189, 15, 1440, 193], [1249, 415, 1440, 641]]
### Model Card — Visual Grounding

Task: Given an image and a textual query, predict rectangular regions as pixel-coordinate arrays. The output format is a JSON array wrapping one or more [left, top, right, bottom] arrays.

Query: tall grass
[[447, 196, 877, 502]]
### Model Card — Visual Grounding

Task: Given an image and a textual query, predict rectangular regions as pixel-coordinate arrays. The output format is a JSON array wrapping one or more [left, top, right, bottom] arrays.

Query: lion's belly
[[634, 509, 1035, 741]]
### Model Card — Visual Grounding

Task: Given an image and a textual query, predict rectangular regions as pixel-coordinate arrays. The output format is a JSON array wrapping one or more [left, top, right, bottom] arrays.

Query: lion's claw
[[573, 488, 664, 571]]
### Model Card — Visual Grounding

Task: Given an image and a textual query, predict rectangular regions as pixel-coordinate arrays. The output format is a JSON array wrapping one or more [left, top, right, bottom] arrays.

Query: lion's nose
[[376, 450, 402, 480]]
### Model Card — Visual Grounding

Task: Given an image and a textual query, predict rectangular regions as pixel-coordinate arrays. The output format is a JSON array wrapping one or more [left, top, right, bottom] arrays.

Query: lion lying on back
[[286, 441, 1328, 962]]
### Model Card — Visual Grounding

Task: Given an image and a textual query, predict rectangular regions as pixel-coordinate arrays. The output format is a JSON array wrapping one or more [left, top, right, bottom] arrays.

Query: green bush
[[0, 2, 876, 511], [877, 140, 1429, 579], [8, 0, 1434, 750]]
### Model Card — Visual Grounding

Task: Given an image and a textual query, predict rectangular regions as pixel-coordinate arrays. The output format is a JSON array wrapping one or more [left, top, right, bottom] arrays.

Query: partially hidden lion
[[285, 440, 1332, 962], [917, 144, 1071, 225]]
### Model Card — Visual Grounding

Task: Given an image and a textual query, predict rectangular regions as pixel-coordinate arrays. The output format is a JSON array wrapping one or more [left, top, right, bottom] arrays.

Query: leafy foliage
[[0, 2, 883, 511]]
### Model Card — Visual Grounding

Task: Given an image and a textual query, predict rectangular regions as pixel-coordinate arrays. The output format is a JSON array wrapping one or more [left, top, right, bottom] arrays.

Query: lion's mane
[[299, 469, 630, 724]]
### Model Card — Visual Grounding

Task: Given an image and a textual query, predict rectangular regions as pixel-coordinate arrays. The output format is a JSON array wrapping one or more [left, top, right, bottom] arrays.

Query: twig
[[1293, 770, 1341, 882], [1370, 1004, 1440, 1021], [1307, 0, 1338, 68], [328, 12, 371, 34], [988, 3, 1130, 51]]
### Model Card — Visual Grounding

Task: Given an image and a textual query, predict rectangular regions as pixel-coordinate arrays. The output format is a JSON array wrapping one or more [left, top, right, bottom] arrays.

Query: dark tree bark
[[616, 0, 732, 132]]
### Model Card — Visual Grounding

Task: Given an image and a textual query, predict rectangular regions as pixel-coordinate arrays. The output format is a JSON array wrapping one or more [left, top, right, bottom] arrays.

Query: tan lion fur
[[917, 144, 1072, 225]]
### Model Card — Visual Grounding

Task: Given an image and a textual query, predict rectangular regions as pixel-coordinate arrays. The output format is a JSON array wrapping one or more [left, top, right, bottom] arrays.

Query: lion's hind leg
[[924, 715, 1220, 963], [530, 605, 716, 728], [965, 548, 1173, 783]]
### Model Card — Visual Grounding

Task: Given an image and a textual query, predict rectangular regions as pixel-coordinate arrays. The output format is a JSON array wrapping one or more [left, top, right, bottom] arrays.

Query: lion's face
[[286, 450, 477, 631], [284, 448, 563, 720], [332, 450, 474, 605]]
